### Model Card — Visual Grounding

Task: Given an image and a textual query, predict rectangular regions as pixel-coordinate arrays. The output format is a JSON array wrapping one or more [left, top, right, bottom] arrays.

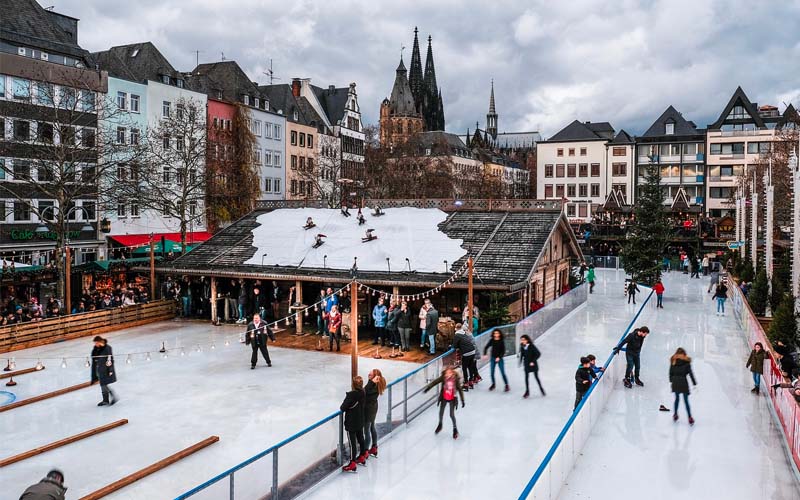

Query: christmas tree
[[621, 164, 670, 284], [769, 294, 797, 348], [748, 268, 769, 316]]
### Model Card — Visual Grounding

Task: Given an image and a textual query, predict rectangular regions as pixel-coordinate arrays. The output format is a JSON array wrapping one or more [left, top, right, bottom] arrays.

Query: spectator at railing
[[746, 342, 767, 395]]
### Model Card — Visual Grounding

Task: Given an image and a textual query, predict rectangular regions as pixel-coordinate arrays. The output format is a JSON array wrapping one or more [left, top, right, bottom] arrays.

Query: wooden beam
[[210, 277, 217, 323], [78, 436, 220, 500], [467, 257, 474, 332], [295, 279, 303, 334], [351, 282, 358, 380], [0, 419, 128, 467], [0, 381, 93, 413], [0, 366, 42, 379]]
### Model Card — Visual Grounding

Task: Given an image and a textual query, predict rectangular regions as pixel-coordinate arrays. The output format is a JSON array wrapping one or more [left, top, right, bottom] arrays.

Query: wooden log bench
[[0, 381, 93, 413], [78, 436, 220, 500], [0, 366, 42, 379], [0, 419, 128, 467]]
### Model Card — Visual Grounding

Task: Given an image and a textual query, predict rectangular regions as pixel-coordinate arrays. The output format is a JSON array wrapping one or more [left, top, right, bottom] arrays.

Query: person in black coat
[[627, 281, 639, 304], [669, 348, 697, 424], [19, 469, 66, 500], [483, 329, 509, 392], [575, 356, 597, 410], [363, 369, 387, 457], [90, 336, 118, 406], [613, 326, 650, 388], [519, 334, 544, 398], [452, 324, 478, 391], [340, 376, 367, 472], [245, 313, 275, 369]]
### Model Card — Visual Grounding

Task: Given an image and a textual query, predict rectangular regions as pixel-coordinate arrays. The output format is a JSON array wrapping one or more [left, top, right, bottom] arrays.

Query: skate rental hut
[[154, 199, 583, 344]]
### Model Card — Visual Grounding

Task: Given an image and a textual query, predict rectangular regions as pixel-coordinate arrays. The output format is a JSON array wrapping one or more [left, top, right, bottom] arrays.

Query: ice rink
[[1, 321, 417, 499]]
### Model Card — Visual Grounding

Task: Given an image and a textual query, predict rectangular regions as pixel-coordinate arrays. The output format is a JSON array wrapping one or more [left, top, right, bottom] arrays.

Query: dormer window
[[665, 121, 675, 135], [293, 110, 298, 121], [216, 90, 223, 99], [177, 79, 184, 89], [254, 98, 260, 108], [243, 95, 250, 106], [161, 75, 170, 85]]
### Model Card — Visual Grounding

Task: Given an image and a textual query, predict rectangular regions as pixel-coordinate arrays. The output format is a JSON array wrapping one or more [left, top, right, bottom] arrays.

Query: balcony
[[696, 153, 705, 162], [707, 128, 775, 138]]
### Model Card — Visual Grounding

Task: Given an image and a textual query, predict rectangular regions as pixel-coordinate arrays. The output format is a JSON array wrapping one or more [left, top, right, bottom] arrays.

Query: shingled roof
[[641, 106, 701, 138], [310, 84, 350, 125], [259, 84, 323, 127], [156, 207, 577, 291], [545, 120, 615, 142], [93, 42, 180, 83], [2, 0, 90, 62]]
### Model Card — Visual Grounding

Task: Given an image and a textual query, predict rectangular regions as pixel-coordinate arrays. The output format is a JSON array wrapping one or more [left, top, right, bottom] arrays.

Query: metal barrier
[[176, 285, 589, 500], [518, 289, 653, 499], [587, 256, 621, 269]]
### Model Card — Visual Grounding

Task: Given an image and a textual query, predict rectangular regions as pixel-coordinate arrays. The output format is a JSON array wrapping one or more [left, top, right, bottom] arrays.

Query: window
[[13, 202, 30, 221], [225, 119, 231, 130], [117, 91, 127, 110], [568, 148, 575, 156], [579, 163, 588, 177], [557, 148, 563, 157], [176, 170, 184, 185], [0, 159, 4, 180], [275, 124, 281, 139], [162, 75, 170, 85], [291, 155, 297, 169], [13, 120, 30, 141], [590, 184, 600, 197], [544, 164, 553, 177], [12, 78, 30, 100], [37, 122, 54, 143], [274, 152, 281, 167], [567, 164, 576, 177], [710, 187, 733, 199], [36, 82, 54, 106], [544, 184, 553, 198], [555, 185, 565, 197], [162, 202, 171, 216], [253, 148, 262, 164], [274, 179, 281, 192], [0, 76, 4, 97], [308, 157, 314, 171], [710, 142, 744, 155], [580, 148, 587, 156], [81, 164, 95, 181], [665, 122, 675, 135], [291, 131, 297, 145], [579, 184, 588, 197], [177, 79, 184, 89], [117, 200, 127, 217], [130, 201, 139, 217], [747, 142, 771, 154], [556, 164, 565, 177], [264, 123, 272, 138], [243, 95, 250, 106], [116, 127, 126, 144], [0, 118, 4, 140], [290, 179, 298, 195], [130, 128, 139, 145], [612, 163, 627, 176], [578, 204, 588, 217], [567, 205, 576, 217], [264, 150, 272, 166], [163, 167, 171, 183], [299, 157, 306, 170], [253, 120, 262, 136], [176, 103, 185, 120], [61, 88, 77, 109], [612, 147, 626, 156], [130, 94, 140, 112], [13, 160, 30, 179], [308, 135, 313, 148], [162, 101, 171, 118], [590, 163, 600, 177], [60, 126, 75, 145], [264, 177, 272, 192], [162, 134, 170, 150], [567, 184, 576, 197], [307, 182, 313, 196], [682, 143, 697, 155], [38, 163, 53, 182], [82, 201, 96, 221], [176, 135, 184, 152], [299, 133, 305, 147], [37, 200, 54, 221]]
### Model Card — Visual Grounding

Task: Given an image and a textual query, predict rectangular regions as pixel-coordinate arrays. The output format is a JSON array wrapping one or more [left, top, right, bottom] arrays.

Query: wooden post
[[351, 282, 358, 379], [65, 246, 71, 316], [392, 286, 400, 304], [467, 257, 474, 332], [149, 238, 156, 300], [210, 277, 217, 323], [295, 279, 303, 334]]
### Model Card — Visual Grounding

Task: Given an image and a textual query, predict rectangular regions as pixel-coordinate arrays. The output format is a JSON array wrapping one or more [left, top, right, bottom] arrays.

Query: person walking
[[519, 334, 544, 398], [613, 326, 650, 388], [363, 369, 387, 458], [327, 305, 342, 352], [575, 356, 597, 410], [90, 336, 118, 406], [627, 281, 639, 304], [587, 265, 596, 294], [484, 329, 509, 392], [340, 376, 367, 472], [372, 297, 388, 346], [713, 282, 728, 316], [386, 299, 400, 348], [19, 469, 66, 500], [452, 323, 478, 391], [245, 313, 275, 369], [662, 256, 671, 273], [746, 342, 767, 395], [653, 279, 665, 309], [702, 255, 710, 276], [424, 366, 465, 439], [707, 268, 720, 294], [669, 347, 697, 425], [397, 301, 412, 352], [425, 300, 439, 355]]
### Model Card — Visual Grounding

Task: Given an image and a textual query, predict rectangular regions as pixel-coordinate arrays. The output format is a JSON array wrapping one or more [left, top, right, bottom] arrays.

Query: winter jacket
[[245, 320, 275, 347], [19, 477, 66, 500], [587, 268, 596, 283], [746, 349, 767, 374], [328, 312, 342, 333], [372, 304, 388, 327], [519, 343, 541, 372], [396, 308, 412, 329], [575, 366, 596, 393], [386, 307, 400, 331], [340, 389, 365, 431], [423, 372, 465, 407], [669, 356, 697, 394], [483, 337, 506, 359], [425, 307, 439, 336], [418, 306, 428, 329], [451, 330, 477, 356], [364, 380, 379, 422], [254, 293, 268, 311], [628, 283, 639, 295], [713, 284, 728, 299], [653, 282, 665, 295], [325, 294, 339, 313], [90, 343, 116, 385], [616, 331, 646, 355]]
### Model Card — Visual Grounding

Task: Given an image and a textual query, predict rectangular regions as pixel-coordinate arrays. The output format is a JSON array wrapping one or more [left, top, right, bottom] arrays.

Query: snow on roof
[[244, 207, 466, 273]]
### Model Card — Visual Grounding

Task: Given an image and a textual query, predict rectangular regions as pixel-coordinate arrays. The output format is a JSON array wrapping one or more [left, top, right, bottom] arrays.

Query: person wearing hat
[[19, 469, 66, 499], [574, 356, 597, 410], [90, 336, 118, 406]]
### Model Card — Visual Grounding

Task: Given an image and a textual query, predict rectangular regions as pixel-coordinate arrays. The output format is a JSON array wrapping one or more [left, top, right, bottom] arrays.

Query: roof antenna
[[263, 59, 280, 85], [221, 51, 226, 61], [193, 50, 203, 67]]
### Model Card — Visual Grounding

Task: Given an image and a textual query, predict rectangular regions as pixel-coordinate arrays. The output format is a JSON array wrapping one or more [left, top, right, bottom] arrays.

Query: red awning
[[108, 232, 212, 248]]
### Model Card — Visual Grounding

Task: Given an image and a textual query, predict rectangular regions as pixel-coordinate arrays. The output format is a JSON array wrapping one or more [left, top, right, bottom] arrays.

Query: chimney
[[291, 78, 301, 97], [328, 85, 336, 94]]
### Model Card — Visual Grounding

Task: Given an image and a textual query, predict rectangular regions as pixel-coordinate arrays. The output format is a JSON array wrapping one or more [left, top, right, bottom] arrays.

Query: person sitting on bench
[[372, 206, 385, 217], [313, 234, 327, 248], [357, 209, 366, 225], [341, 206, 351, 217], [362, 229, 377, 242], [304, 217, 316, 229]]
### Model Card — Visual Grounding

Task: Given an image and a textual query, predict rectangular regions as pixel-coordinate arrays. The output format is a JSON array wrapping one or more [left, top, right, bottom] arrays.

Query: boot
[[356, 452, 367, 466], [453, 428, 459, 440], [688, 416, 695, 425], [109, 392, 119, 406], [623, 379, 632, 389], [475, 375, 483, 383], [463, 385, 469, 392], [540, 387, 546, 396], [750, 387, 757, 393], [504, 384, 510, 392], [342, 461, 357, 473], [523, 390, 530, 399], [634, 378, 644, 387], [673, 414, 678, 422], [435, 423, 443, 434], [755, 386, 760, 395], [369, 446, 378, 457], [97, 393, 110, 406], [489, 384, 496, 391]]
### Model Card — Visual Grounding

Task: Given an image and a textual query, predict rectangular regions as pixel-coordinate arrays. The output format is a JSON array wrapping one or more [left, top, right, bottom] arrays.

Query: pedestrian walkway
[[303, 270, 644, 499], [558, 271, 799, 499]]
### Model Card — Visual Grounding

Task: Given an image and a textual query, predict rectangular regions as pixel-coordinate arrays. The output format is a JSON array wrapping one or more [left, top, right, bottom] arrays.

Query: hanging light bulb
[[9, 358, 16, 370], [146, 352, 152, 361], [210, 342, 216, 350], [304, 309, 309, 317], [195, 344, 202, 353], [162, 350, 168, 359], [60, 358, 67, 369], [180, 347, 186, 357], [125, 355, 132, 365], [84, 357, 91, 368], [224, 339, 230, 346]]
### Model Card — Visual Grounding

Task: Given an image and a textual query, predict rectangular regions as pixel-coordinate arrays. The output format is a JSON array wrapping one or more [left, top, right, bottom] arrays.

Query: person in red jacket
[[653, 279, 665, 309]]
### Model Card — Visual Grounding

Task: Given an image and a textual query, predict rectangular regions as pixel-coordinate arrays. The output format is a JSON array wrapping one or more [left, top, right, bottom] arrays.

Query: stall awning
[[108, 232, 212, 248], [73, 256, 161, 273]]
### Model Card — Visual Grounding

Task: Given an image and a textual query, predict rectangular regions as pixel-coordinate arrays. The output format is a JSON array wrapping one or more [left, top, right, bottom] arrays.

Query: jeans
[[363, 417, 377, 449], [422, 330, 436, 353], [398, 328, 411, 349], [373, 326, 385, 344], [329, 328, 341, 351], [490, 357, 509, 385], [437, 399, 457, 429], [589, 281, 595, 294], [525, 370, 544, 394], [574, 390, 587, 410], [656, 294, 663, 307], [625, 352, 641, 380], [674, 392, 691, 418], [182, 296, 191, 317], [753, 372, 761, 388], [238, 304, 245, 321], [317, 314, 326, 335], [225, 298, 237, 321], [347, 428, 365, 461], [716, 297, 726, 313], [627, 293, 636, 304]]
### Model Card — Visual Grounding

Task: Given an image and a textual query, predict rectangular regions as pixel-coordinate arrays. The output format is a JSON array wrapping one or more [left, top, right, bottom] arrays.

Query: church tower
[[486, 80, 498, 140], [408, 27, 424, 113], [380, 56, 424, 146]]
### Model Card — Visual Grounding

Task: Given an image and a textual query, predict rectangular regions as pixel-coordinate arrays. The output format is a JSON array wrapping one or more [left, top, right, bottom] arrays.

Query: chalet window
[[567, 164, 576, 177], [590, 183, 600, 197], [544, 164, 553, 177], [612, 147, 626, 156], [591, 163, 600, 177], [579, 163, 588, 177], [117, 91, 127, 110], [612, 163, 627, 176], [544, 184, 553, 198], [13, 120, 30, 141]]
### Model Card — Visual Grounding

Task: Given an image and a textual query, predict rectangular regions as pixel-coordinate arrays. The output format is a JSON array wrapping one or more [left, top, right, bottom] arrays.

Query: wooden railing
[[0, 300, 176, 353]]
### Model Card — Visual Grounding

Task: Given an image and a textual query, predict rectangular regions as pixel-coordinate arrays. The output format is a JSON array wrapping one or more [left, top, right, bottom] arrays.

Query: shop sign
[[9, 229, 82, 241]]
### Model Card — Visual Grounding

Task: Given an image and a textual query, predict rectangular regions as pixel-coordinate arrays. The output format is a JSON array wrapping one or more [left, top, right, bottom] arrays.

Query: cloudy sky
[[57, 0, 800, 138]]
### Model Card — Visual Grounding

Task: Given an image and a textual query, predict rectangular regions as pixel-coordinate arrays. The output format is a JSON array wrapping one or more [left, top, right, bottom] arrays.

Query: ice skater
[[340, 376, 367, 472], [363, 369, 387, 458], [575, 356, 597, 410], [713, 282, 728, 316], [653, 279, 664, 308], [587, 265, 596, 294], [484, 328, 509, 392], [452, 323, 478, 391], [245, 313, 275, 369], [746, 342, 767, 395], [587, 354, 605, 375], [19, 469, 66, 500], [627, 280, 639, 304], [669, 347, 697, 425], [424, 366, 465, 439], [519, 334, 544, 398], [613, 326, 650, 388], [707, 268, 720, 293], [90, 336, 118, 406]]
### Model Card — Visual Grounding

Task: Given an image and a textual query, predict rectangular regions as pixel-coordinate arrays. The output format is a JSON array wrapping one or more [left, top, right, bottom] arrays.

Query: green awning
[[131, 240, 196, 256]]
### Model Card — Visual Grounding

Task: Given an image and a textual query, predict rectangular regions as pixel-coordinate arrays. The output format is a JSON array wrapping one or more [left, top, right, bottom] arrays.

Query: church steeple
[[423, 35, 438, 93], [487, 79, 498, 140], [408, 27, 424, 111]]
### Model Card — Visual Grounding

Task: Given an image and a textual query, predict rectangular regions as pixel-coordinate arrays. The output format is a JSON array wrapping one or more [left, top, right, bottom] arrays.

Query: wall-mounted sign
[[9, 229, 83, 241]]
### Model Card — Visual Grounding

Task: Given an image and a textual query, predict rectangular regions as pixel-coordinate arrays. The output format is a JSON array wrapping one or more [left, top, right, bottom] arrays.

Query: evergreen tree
[[770, 253, 791, 312], [769, 294, 797, 348], [482, 292, 511, 328], [748, 268, 769, 316], [621, 164, 671, 284], [740, 256, 755, 283]]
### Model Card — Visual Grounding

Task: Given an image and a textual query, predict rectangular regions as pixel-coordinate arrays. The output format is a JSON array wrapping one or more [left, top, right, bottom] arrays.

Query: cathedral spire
[[423, 35, 438, 93], [486, 79, 498, 140], [489, 79, 496, 114], [408, 27, 424, 110]]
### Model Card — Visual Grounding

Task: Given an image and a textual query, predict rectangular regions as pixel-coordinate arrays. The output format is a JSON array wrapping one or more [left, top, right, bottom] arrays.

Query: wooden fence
[[0, 300, 176, 353]]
